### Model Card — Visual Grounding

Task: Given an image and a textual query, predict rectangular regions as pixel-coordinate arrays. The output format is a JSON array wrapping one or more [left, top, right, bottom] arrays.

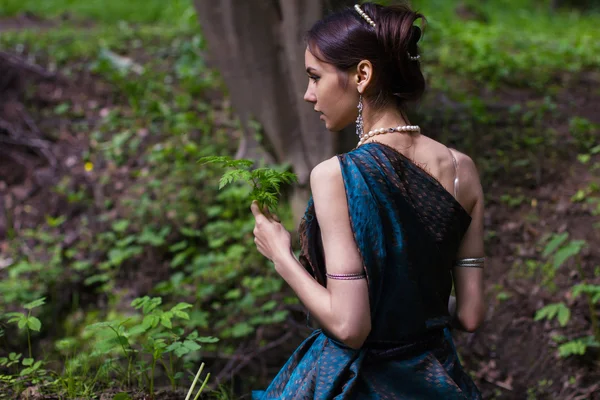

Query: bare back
[[369, 133, 486, 331]]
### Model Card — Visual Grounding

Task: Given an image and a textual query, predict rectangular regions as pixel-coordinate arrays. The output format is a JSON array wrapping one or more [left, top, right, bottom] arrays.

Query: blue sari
[[253, 142, 481, 399]]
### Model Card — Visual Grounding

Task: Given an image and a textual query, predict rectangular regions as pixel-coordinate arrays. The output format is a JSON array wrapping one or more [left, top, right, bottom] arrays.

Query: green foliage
[[0, 0, 196, 27], [572, 283, 600, 303], [0, 0, 597, 397], [558, 336, 600, 358], [515, 233, 586, 292], [4, 297, 46, 360], [421, 0, 600, 89], [534, 302, 571, 327], [569, 117, 599, 151], [199, 156, 298, 213], [542, 234, 586, 269], [83, 296, 215, 396], [500, 193, 527, 208], [533, 233, 600, 358]]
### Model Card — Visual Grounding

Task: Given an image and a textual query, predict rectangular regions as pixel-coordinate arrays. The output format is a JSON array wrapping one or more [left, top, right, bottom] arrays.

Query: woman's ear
[[355, 60, 373, 94]]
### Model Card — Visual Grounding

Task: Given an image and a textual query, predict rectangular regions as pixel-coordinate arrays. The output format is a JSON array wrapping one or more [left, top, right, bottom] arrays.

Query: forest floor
[[1, 5, 600, 400]]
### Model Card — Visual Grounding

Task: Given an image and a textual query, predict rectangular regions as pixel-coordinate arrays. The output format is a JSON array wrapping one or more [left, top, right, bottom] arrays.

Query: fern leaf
[[553, 240, 586, 269], [534, 302, 570, 327], [542, 232, 569, 257], [199, 156, 254, 169], [558, 339, 587, 358]]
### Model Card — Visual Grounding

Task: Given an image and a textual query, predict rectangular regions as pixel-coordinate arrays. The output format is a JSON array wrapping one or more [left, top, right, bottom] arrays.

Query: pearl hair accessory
[[354, 5, 420, 61], [354, 4, 376, 28], [357, 125, 421, 148]]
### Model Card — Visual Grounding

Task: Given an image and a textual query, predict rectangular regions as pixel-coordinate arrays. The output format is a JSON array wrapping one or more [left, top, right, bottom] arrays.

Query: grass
[[0, 0, 195, 25], [2, 0, 600, 89], [419, 0, 600, 88]]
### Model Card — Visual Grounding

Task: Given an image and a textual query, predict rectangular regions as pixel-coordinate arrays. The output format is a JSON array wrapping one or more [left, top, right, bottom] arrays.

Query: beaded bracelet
[[325, 272, 366, 280], [454, 257, 485, 268]]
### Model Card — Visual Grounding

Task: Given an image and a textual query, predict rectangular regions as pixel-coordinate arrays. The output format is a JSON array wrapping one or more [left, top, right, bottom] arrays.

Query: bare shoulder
[[310, 156, 343, 188], [450, 149, 484, 212], [451, 150, 479, 177], [309, 157, 348, 212]]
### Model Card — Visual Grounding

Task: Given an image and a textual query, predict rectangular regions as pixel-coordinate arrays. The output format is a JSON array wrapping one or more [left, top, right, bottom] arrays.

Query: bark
[[193, 0, 356, 222]]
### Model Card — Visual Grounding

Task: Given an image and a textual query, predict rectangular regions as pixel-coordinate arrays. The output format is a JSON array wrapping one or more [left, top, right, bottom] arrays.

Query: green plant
[[5, 0, 599, 396], [500, 193, 527, 208], [4, 297, 45, 359], [535, 302, 571, 327], [199, 156, 297, 213], [85, 319, 136, 387], [53, 346, 102, 399], [534, 234, 600, 358], [569, 117, 599, 151], [0, 300, 50, 393], [85, 296, 217, 397]]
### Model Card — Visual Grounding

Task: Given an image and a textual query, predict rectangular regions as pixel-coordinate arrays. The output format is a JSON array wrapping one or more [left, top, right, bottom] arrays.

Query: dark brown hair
[[306, 2, 425, 110]]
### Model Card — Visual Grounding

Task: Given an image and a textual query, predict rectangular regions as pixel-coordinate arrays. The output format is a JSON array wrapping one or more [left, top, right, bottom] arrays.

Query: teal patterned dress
[[252, 142, 482, 399]]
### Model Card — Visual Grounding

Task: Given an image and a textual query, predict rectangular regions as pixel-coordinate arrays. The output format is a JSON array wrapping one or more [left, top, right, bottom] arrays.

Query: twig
[[0, 133, 50, 149], [481, 377, 513, 392], [0, 147, 33, 168], [566, 383, 600, 400], [19, 108, 42, 137], [0, 51, 63, 81], [0, 119, 20, 137], [215, 331, 296, 384], [0, 134, 56, 167], [214, 342, 246, 383], [0, 70, 19, 95], [252, 331, 295, 355], [285, 314, 315, 334]]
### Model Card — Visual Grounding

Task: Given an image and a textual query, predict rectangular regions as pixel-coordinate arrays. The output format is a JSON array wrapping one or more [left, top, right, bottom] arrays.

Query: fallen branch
[[19, 108, 42, 137], [481, 377, 514, 392], [0, 119, 20, 137], [230, 331, 296, 379], [0, 148, 33, 169], [0, 133, 56, 167], [0, 50, 64, 81], [214, 330, 296, 384], [214, 342, 246, 384], [566, 383, 600, 400]]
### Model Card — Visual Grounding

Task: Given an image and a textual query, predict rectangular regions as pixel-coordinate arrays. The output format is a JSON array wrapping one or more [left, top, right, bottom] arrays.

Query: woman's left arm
[[251, 157, 371, 349]]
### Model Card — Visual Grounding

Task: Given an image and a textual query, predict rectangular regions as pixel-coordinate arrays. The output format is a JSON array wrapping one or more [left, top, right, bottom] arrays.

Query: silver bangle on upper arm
[[326, 272, 366, 280], [455, 257, 485, 268]]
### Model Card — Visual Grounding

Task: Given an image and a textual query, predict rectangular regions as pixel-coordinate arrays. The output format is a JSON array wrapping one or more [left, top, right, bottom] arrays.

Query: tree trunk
[[193, 0, 356, 222]]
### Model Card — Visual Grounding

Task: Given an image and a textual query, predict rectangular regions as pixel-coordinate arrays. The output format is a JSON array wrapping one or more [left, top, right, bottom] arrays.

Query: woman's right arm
[[451, 154, 486, 332]]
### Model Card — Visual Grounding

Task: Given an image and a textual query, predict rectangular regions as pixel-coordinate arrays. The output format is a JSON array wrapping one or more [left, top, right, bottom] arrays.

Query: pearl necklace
[[357, 125, 421, 147]]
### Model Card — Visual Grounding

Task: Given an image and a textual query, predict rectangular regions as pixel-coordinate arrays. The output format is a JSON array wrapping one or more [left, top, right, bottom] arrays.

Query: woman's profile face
[[304, 48, 359, 132]]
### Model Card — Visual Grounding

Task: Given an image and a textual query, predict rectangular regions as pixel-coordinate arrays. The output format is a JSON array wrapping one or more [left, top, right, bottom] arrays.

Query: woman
[[250, 2, 485, 398]]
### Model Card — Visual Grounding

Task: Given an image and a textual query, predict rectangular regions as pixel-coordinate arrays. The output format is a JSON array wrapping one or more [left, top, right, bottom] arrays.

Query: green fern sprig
[[199, 156, 297, 212]]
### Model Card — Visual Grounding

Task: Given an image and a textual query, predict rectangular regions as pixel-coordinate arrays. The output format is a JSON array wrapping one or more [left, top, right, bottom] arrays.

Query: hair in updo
[[306, 2, 425, 110]]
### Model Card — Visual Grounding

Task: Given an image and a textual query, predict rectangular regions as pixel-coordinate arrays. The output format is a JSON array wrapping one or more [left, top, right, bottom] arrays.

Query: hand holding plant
[[250, 200, 292, 263]]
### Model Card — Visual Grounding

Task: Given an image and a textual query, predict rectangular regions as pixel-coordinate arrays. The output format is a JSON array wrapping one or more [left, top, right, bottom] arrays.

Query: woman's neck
[[362, 104, 409, 134]]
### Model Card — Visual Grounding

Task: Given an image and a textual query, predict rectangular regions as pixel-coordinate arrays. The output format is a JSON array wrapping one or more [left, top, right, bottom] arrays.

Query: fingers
[[263, 207, 281, 223], [251, 202, 269, 225], [251, 201, 280, 223], [250, 200, 262, 217]]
